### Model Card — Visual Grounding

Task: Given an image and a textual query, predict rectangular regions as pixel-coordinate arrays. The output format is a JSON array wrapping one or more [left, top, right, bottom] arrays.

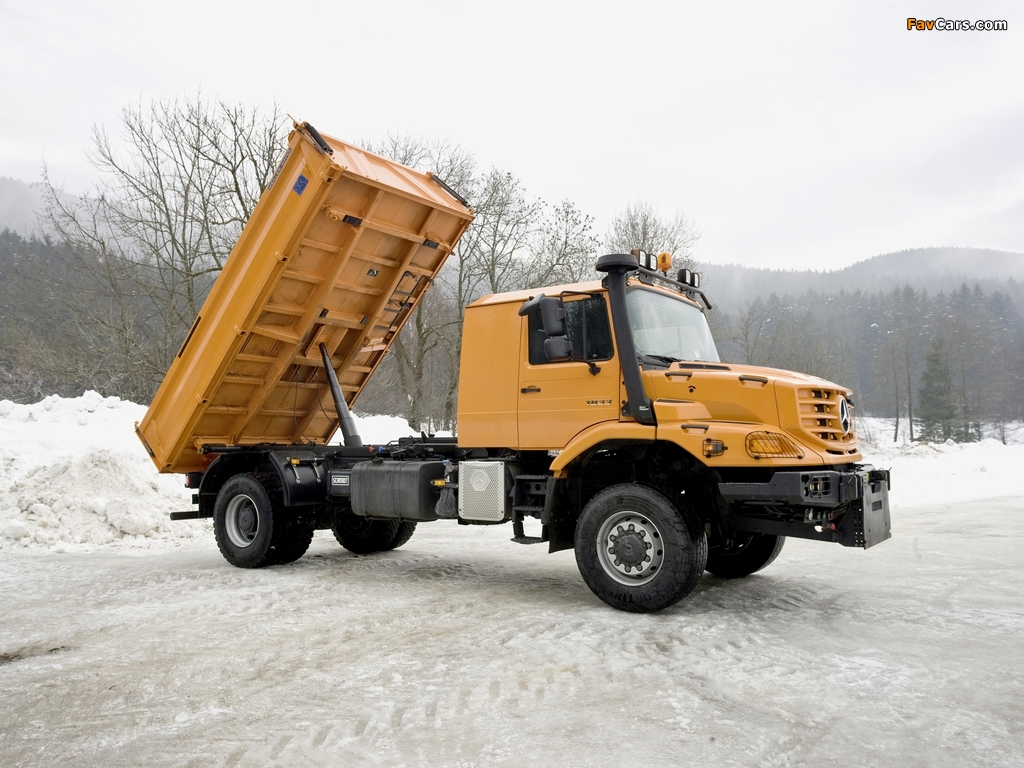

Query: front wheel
[[705, 532, 785, 578], [574, 484, 707, 613]]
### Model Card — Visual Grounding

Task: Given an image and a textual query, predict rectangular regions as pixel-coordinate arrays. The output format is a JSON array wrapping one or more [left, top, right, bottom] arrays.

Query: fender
[[549, 421, 656, 477], [197, 452, 277, 517]]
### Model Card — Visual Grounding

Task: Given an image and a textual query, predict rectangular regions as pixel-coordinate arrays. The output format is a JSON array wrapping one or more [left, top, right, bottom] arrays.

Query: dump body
[[136, 125, 473, 473]]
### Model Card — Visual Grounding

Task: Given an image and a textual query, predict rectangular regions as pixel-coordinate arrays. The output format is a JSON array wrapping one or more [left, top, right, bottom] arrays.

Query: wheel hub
[[225, 494, 260, 549], [612, 530, 647, 567], [238, 507, 256, 534], [596, 512, 666, 586]]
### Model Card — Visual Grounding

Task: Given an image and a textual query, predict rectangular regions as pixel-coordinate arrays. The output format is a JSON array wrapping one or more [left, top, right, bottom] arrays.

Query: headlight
[[745, 431, 804, 460]]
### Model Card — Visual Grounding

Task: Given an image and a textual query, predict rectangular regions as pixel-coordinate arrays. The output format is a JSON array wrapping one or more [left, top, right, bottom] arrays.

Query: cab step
[[511, 535, 545, 545], [511, 519, 547, 545]]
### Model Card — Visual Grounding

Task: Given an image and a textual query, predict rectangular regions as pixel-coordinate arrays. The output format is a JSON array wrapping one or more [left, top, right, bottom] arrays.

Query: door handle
[[521, 386, 541, 394]]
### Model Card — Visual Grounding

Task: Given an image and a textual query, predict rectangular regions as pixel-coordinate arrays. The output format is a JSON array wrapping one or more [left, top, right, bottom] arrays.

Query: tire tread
[[575, 484, 707, 613]]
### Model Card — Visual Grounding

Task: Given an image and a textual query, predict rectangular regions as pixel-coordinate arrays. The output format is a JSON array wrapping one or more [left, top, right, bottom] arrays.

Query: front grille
[[796, 388, 859, 455]]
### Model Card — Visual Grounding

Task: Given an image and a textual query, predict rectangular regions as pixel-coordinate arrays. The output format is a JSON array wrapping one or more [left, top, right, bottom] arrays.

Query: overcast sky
[[1, 0, 1021, 270]]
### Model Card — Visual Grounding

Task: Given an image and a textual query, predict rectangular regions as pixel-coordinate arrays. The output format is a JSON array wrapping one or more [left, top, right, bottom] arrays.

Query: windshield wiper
[[638, 353, 680, 369]]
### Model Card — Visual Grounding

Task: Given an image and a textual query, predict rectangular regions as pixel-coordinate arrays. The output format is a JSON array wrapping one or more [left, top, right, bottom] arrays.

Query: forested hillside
[[710, 281, 1024, 442], [705, 247, 1024, 314], [0, 230, 83, 401]]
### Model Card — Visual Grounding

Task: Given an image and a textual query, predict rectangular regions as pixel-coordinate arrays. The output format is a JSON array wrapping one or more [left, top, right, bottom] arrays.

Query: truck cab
[[454, 251, 889, 611]]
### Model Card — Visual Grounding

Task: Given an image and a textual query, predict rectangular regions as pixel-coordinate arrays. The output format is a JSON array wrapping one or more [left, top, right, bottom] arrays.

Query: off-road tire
[[271, 522, 315, 565], [388, 521, 417, 551], [705, 532, 785, 578], [575, 484, 707, 613], [213, 474, 282, 568], [332, 511, 408, 554]]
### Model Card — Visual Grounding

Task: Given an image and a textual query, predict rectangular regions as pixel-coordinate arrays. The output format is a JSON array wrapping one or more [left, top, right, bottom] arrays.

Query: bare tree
[[363, 133, 476, 195], [728, 297, 783, 365], [437, 188, 601, 428], [890, 286, 924, 441], [432, 169, 544, 427], [39, 96, 287, 401], [605, 201, 700, 269], [724, 293, 848, 385], [529, 199, 601, 285], [388, 288, 458, 432], [457, 169, 543, 297], [359, 134, 478, 430]]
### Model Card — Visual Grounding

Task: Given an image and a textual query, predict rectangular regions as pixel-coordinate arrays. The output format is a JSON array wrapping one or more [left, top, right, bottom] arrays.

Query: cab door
[[517, 295, 619, 450]]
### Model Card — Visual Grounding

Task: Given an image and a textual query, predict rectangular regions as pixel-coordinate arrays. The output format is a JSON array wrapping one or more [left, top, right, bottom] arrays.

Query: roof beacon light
[[657, 251, 672, 274]]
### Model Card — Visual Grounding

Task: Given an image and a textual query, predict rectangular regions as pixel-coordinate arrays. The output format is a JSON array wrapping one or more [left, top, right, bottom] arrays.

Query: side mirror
[[518, 294, 567, 334], [543, 337, 573, 362], [538, 296, 567, 337], [518, 293, 543, 316], [520, 293, 572, 362]]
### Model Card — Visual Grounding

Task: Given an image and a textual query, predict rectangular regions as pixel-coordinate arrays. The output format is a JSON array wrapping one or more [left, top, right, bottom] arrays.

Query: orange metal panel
[[137, 124, 474, 473], [455, 302, 521, 448]]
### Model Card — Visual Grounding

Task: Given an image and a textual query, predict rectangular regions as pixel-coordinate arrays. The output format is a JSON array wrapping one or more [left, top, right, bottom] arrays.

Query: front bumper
[[719, 465, 892, 549]]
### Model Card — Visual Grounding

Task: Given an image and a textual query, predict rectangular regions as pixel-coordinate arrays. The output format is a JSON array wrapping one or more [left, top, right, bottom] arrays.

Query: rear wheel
[[705, 532, 785, 578], [388, 521, 417, 550], [272, 521, 315, 564], [575, 484, 707, 613], [214, 474, 280, 568], [331, 510, 417, 554]]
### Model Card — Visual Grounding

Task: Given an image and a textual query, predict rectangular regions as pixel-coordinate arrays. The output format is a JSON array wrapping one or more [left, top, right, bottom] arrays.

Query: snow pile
[[0, 393, 424, 553], [0, 393, 206, 551]]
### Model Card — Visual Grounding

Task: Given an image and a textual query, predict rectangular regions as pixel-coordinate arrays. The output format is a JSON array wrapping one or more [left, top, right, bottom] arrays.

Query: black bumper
[[719, 466, 892, 549]]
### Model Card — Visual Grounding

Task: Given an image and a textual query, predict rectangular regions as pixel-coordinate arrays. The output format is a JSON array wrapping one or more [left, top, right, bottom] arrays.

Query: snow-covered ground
[[1, 396, 1023, 766]]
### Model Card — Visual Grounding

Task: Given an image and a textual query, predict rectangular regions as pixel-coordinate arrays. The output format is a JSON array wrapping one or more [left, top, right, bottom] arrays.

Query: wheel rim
[[225, 494, 260, 548], [596, 510, 665, 586]]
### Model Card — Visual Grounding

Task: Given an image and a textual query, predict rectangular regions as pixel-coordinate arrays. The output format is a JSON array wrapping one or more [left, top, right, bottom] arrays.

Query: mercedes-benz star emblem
[[839, 397, 851, 434]]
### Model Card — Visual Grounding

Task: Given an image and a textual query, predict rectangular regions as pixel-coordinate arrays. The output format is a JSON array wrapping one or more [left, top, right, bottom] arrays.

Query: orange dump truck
[[138, 121, 890, 613]]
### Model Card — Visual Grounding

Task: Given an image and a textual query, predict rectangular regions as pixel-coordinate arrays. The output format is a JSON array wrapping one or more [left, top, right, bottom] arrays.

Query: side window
[[528, 296, 614, 365]]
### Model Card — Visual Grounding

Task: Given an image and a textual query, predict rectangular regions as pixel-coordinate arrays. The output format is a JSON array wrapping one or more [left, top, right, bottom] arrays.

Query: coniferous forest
[[711, 282, 1024, 443]]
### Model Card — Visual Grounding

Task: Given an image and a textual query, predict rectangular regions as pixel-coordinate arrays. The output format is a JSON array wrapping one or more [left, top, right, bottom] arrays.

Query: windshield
[[626, 287, 719, 364]]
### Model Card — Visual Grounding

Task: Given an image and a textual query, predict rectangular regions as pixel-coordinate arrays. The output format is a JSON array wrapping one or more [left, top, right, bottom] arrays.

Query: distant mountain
[[0, 177, 43, 236], [700, 247, 1024, 312]]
